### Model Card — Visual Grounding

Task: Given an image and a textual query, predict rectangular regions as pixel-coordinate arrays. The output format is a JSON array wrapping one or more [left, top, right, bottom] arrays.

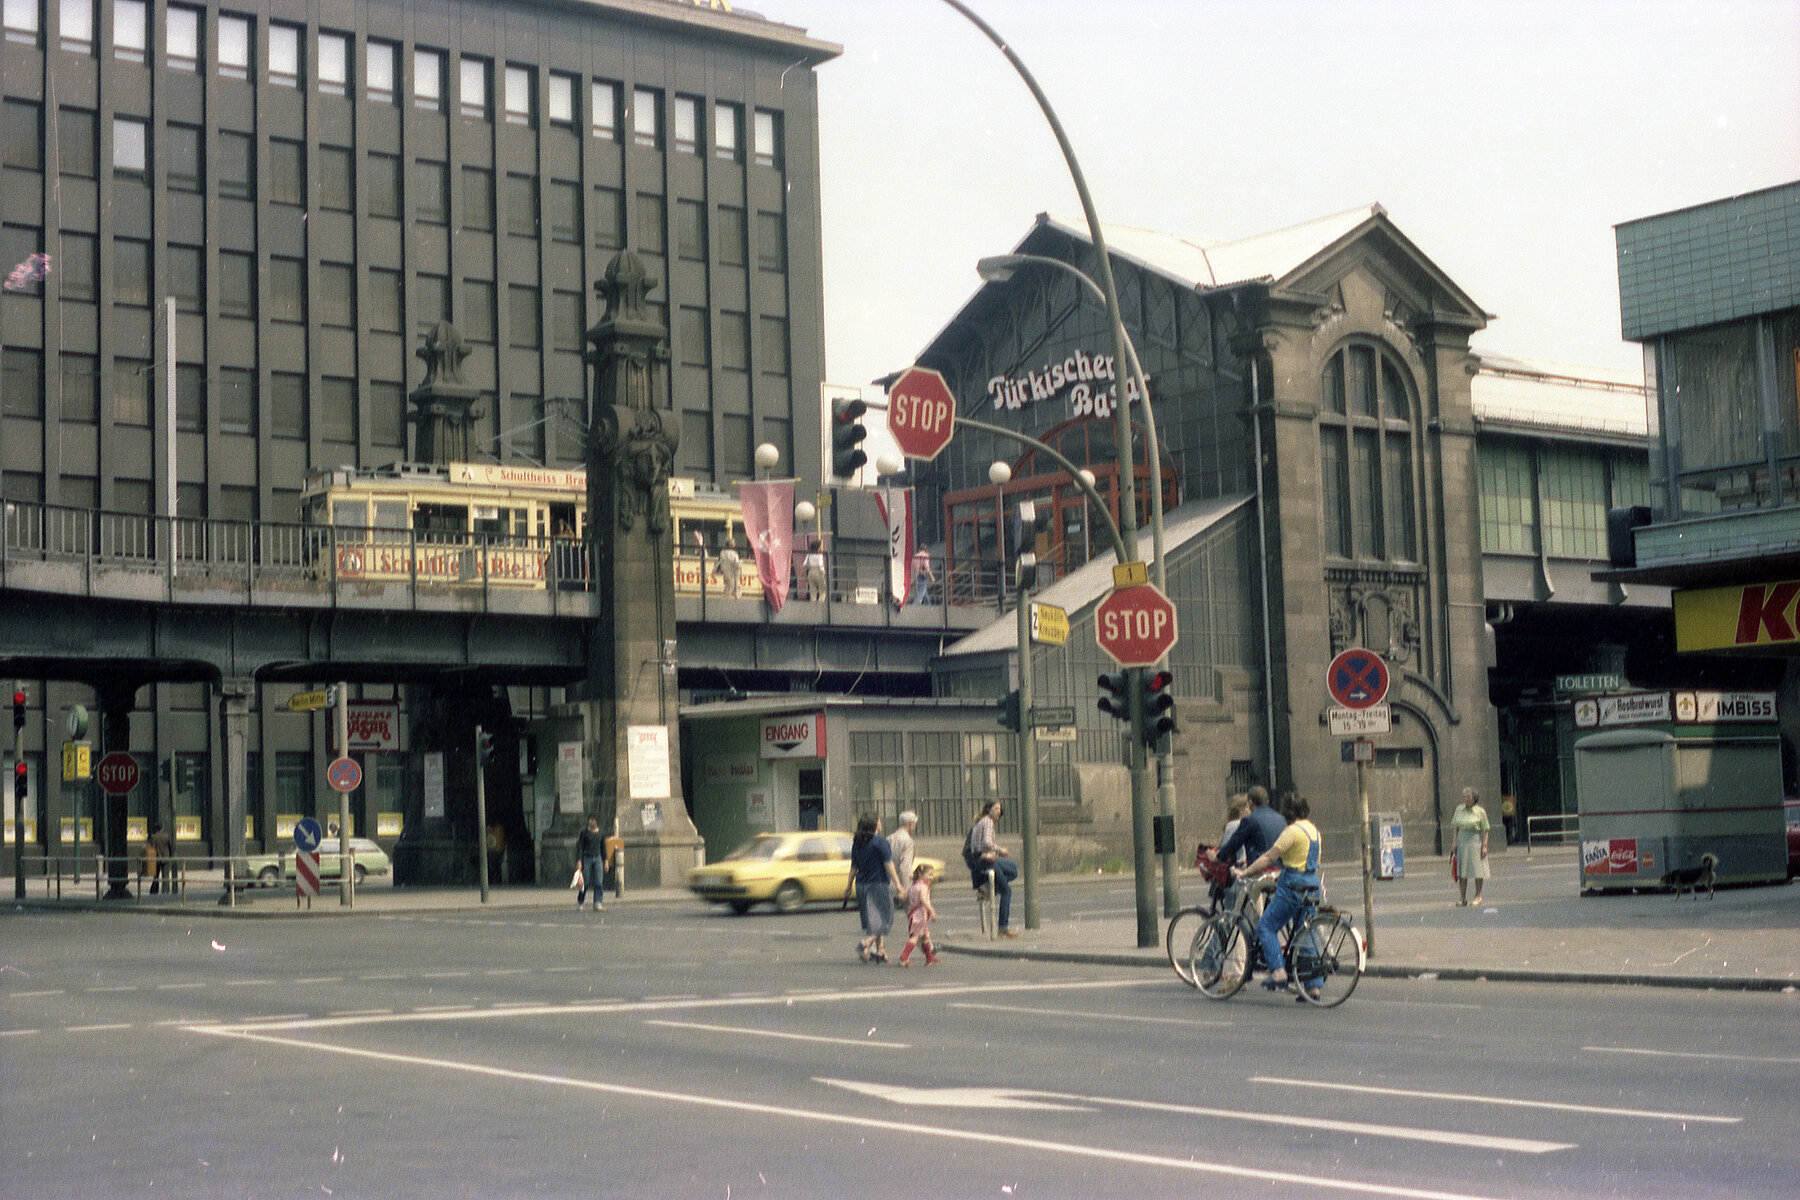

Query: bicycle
[[1186, 878, 1363, 1007]]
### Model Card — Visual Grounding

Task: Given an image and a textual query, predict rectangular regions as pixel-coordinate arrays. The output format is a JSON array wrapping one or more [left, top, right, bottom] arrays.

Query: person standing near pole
[[575, 815, 606, 911]]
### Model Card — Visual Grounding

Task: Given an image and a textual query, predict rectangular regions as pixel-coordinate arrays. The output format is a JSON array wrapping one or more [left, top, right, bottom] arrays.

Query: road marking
[[1251, 1076, 1741, 1124], [361, 972, 408, 981], [1581, 1045, 1800, 1066], [86, 985, 138, 993], [823, 1079, 1571, 1154], [156, 982, 205, 991], [949, 1001, 1230, 1028], [415, 1004, 474, 1013], [0, 1028, 39, 1037], [8, 989, 65, 998], [157, 1018, 218, 1026], [646, 1019, 910, 1050], [417, 971, 470, 979], [543, 966, 586, 974], [223, 979, 274, 987], [294, 976, 343, 985], [64, 1023, 133, 1033], [329, 1009, 392, 1017], [193, 1026, 1533, 1200], [482, 969, 530, 977]]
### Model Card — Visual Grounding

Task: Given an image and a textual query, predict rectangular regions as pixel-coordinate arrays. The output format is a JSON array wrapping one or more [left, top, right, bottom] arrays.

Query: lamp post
[[977, 252, 1179, 917], [939, 0, 1158, 946], [988, 460, 1011, 599]]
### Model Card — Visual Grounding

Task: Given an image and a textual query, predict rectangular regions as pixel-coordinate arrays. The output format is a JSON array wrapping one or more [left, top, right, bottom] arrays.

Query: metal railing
[[1524, 812, 1579, 854], [16, 852, 255, 905]]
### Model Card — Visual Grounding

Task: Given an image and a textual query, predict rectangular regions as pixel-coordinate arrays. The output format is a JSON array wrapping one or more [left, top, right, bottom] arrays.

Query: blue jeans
[[970, 856, 1018, 930], [1256, 876, 1315, 977], [579, 855, 604, 905]]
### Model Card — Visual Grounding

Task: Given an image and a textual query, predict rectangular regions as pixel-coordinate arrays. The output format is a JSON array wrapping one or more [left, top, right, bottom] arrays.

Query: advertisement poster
[[746, 788, 771, 825], [423, 751, 445, 819], [556, 742, 584, 814], [628, 725, 671, 799], [1582, 838, 1640, 875]]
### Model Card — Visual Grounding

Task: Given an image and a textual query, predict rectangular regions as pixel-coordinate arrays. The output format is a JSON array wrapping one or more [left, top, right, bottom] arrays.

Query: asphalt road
[[4, 896, 1796, 1199]]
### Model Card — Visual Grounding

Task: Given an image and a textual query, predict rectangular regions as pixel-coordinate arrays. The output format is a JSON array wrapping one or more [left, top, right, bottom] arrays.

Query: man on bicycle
[[1233, 795, 1322, 994], [1206, 785, 1285, 919]]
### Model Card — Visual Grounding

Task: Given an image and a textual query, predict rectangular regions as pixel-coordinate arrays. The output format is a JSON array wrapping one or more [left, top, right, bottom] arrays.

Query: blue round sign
[[293, 817, 324, 854]]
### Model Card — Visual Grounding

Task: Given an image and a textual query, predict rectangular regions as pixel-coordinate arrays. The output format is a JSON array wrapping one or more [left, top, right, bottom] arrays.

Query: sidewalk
[[10, 848, 1798, 991]]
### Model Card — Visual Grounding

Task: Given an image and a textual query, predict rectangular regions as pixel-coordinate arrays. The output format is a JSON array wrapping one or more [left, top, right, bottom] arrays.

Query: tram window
[[472, 505, 527, 539], [415, 503, 467, 537], [373, 500, 408, 544], [332, 500, 369, 529]]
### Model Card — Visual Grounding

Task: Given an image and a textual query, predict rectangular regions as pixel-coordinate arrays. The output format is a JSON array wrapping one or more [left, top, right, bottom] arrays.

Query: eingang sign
[[1673, 580, 1800, 651]]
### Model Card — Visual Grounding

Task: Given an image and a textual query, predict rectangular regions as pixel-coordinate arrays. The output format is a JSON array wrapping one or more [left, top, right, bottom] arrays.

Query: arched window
[[1319, 343, 1418, 562]]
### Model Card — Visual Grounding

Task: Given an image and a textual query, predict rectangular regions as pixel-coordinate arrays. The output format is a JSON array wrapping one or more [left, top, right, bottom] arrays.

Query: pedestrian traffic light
[[1097, 671, 1130, 724], [830, 396, 869, 480], [1140, 669, 1177, 749], [12, 760, 25, 806], [997, 689, 1022, 733], [11, 689, 24, 733], [175, 757, 196, 793]]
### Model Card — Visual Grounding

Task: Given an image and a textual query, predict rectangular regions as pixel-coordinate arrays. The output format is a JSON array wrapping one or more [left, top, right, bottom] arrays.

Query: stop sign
[[1095, 582, 1179, 667], [95, 752, 140, 796], [888, 365, 957, 461]]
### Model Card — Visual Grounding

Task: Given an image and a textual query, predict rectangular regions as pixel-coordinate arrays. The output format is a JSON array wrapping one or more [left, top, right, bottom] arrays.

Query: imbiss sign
[[760, 712, 825, 760]]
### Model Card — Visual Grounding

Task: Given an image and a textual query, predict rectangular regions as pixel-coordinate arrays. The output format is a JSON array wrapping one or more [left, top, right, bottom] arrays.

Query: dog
[[1661, 852, 1718, 900]]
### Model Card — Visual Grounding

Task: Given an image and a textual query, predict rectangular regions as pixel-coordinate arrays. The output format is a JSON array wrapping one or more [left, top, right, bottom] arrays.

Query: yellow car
[[688, 830, 944, 915]]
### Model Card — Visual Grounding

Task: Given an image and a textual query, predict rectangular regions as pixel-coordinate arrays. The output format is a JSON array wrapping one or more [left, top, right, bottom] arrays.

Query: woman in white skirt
[[1451, 787, 1491, 906]]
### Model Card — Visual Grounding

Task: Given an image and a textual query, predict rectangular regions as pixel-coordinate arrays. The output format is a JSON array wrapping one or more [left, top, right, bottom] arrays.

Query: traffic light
[[1097, 671, 1130, 724], [1140, 669, 1177, 749], [997, 690, 1022, 733], [477, 729, 495, 766], [175, 758, 197, 793], [830, 396, 869, 480], [11, 689, 24, 733], [13, 760, 25, 807], [1007, 501, 1053, 591]]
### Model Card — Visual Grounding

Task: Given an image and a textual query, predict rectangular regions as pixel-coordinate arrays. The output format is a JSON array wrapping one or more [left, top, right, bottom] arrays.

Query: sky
[[755, 0, 1800, 452]]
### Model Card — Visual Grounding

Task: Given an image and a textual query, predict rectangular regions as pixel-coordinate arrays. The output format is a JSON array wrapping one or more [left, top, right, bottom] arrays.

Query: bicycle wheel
[[1187, 914, 1252, 1000], [1291, 913, 1363, 1008], [1165, 904, 1214, 987]]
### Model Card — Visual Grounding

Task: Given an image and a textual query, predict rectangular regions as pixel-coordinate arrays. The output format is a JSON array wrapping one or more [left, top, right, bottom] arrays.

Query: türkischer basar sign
[[760, 712, 825, 760]]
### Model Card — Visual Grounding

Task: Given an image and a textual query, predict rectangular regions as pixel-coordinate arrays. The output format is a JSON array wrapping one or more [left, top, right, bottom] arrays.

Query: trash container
[[1371, 813, 1403, 879]]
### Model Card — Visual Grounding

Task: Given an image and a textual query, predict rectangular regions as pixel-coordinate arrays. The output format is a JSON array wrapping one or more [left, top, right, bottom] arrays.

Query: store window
[[1319, 342, 1418, 563]]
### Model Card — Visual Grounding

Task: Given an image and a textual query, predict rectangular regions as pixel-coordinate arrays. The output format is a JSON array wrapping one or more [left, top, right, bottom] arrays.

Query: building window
[[715, 101, 741, 162], [631, 87, 660, 148], [366, 152, 399, 217], [678, 306, 708, 368], [461, 165, 494, 231], [217, 130, 253, 199], [111, 115, 146, 177], [459, 56, 489, 120], [58, 230, 96, 301], [268, 139, 304, 206], [416, 273, 449, 329], [673, 94, 700, 154], [547, 180, 580, 244], [112, 357, 149, 424], [0, 224, 40, 295], [4, 0, 40, 45], [267, 22, 299, 87], [165, 4, 199, 70], [317, 31, 348, 95], [367, 380, 403, 448], [676, 198, 705, 262], [720, 412, 752, 477], [505, 173, 538, 238], [366, 40, 397, 104], [219, 252, 254, 318], [413, 47, 444, 112], [59, 0, 91, 52], [111, 0, 143, 62], [56, 106, 95, 176], [759, 316, 789, 376], [413, 160, 448, 225], [462, 279, 494, 342], [756, 210, 786, 273], [550, 289, 584, 352], [718, 206, 746, 267], [635, 192, 664, 255], [319, 262, 353, 328], [112, 237, 149, 306], [3, 99, 39, 169], [680, 410, 712, 476], [60, 352, 100, 422], [1319, 342, 1418, 563], [168, 244, 203, 312], [269, 257, 304, 323], [165, 122, 200, 191], [175, 362, 203, 431], [216, 12, 249, 78], [270, 371, 305, 439], [368, 267, 401, 332], [753, 108, 781, 168], [503, 65, 532, 127], [593, 186, 623, 250], [1, 349, 43, 418], [319, 376, 355, 443], [508, 286, 540, 349], [318, 145, 351, 211], [719, 311, 748, 372], [547, 72, 575, 128], [591, 80, 618, 141]]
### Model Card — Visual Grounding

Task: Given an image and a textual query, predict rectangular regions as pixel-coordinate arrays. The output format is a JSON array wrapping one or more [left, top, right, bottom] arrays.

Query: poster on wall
[[423, 752, 445, 820], [556, 742, 584, 814], [746, 788, 771, 825], [628, 725, 671, 799], [346, 702, 401, 750]]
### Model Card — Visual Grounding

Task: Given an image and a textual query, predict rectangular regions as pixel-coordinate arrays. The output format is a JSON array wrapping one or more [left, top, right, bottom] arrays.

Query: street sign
[[1326, 647, 1390, 710], [1094, 582, 1179, 667], [295, 849, 320, 900], [287, 687, 336, 712], [1030, 602, 1069, 646], [1029, 705, 1077, 727], [293, 816, 324, 853], [61, 741, 91, 782], [887, 365, 957, 461], [94, 751, 140, 796], [326, 756, 363, 793], [1033, 725, 1078, 743], [1329, 704, 1391, 736]]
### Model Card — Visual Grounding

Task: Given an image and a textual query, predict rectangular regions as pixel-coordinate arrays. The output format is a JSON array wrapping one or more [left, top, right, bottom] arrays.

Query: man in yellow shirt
[[1234, 796, 1322, 993]]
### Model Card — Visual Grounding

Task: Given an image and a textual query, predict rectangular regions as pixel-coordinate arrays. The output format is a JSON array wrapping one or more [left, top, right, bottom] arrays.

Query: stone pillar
[[217, 678, 252, 895], [407, 321, 486, 465], [580, 250, 702, 887]]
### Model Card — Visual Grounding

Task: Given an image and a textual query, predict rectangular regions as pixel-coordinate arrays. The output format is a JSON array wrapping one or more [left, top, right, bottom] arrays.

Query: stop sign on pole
[[888, 365, 957, 461], [95, 752, 140, 796], [1095, 582, 1179, 667]]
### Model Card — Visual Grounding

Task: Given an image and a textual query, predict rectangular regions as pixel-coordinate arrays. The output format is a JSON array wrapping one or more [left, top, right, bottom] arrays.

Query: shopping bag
[[570, 866, 584, 891]]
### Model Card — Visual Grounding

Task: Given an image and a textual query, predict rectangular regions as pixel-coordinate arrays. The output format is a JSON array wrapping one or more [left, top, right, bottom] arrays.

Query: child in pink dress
[[898, 864, 940, 966]]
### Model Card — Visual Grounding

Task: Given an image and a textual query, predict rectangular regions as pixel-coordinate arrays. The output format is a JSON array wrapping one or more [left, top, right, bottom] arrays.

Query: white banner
[[873, 486, 914, 607], [346, 701, 401, 751]]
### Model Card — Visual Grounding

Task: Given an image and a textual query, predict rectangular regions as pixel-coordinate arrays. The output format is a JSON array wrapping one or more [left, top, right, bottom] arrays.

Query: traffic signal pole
[[474, 723, 490, 905], [12, 683, 24, 900], [1015, 577, 1039, 930], [336, 684, 352, 907]]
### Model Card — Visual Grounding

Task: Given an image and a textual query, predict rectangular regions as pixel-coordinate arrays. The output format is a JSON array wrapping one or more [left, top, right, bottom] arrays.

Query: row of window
[[1478, 439, 1649, 559], [1, 1, 784, 162]]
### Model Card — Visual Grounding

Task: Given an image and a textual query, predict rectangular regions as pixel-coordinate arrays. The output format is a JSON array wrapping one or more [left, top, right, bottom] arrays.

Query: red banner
[[738, 480, 794, 613]]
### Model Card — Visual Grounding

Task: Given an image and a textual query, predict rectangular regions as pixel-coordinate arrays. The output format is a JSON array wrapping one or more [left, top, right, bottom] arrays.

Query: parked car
[[1786, 798, 1799, 878], [244, 838, 391, 887], [687, 830, 944, 914]]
